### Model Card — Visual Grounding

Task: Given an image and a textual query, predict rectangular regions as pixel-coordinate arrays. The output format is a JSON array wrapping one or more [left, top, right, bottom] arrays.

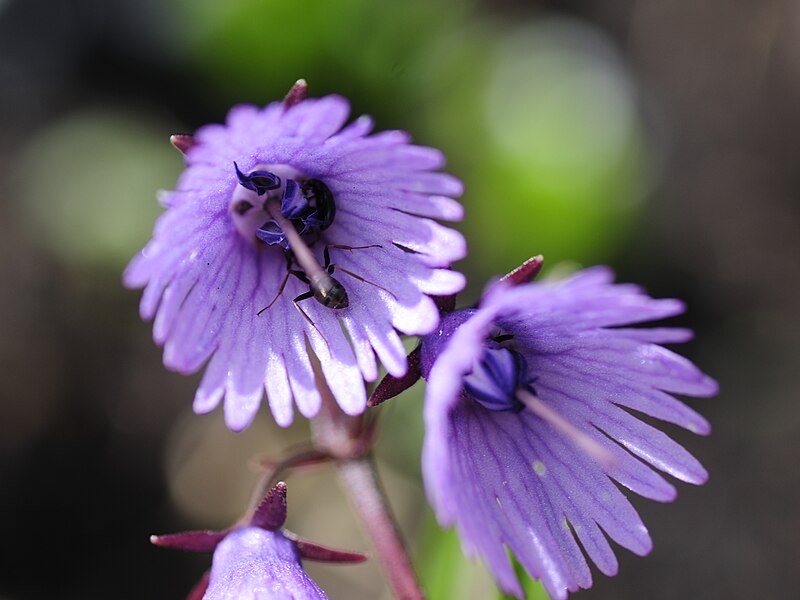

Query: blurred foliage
[[476, 19, 648, 274], [14, 109, 181, 270], [375, 379, 425, 478], [423, 18, 649, 283], [172, 0, 474, 112]]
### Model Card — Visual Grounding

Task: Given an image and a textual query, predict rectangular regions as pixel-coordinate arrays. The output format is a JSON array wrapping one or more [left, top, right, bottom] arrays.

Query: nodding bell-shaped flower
[[418, 263, 718, 599], [151, 482, 366, 600]]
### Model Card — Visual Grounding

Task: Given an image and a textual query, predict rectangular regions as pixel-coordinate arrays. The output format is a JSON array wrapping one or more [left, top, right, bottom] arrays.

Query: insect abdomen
[[312, 274, 349, 309]]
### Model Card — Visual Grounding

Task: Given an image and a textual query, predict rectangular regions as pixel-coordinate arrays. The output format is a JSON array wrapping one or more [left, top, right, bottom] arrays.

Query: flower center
[[228, 162, 336, 248], [464, 342, 614, 465], [463, 346, 531, 413]]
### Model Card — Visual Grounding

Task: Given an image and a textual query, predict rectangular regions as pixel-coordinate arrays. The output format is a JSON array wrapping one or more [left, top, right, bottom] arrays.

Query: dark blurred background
[[1, 0, 798, 598]]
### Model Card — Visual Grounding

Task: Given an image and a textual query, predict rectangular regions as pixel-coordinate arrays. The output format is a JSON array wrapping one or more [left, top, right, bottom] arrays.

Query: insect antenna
[[323, 244, 397, 299]]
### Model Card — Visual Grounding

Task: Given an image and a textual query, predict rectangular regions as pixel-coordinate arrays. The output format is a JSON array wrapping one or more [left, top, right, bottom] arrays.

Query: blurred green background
[[1, 0, 799, 598]]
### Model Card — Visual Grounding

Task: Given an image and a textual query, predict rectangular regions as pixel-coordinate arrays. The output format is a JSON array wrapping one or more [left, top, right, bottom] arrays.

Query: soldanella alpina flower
[[419, 266, 718, 599], [151, 482, 365, 599], [124, 80, 466, 430]]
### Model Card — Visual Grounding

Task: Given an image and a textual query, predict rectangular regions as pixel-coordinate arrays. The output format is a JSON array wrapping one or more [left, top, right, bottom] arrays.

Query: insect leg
[[330, 265, 398, 300], [289, 269, 310, 284], [257, 245, 314, 316], [292, 290, 329, 343], [292, 291, 315, 324], [257, 270, 291, 316], [323, 244, 383, 272]]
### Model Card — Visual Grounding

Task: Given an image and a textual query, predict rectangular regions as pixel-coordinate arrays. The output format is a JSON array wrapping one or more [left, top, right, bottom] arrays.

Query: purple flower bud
[[204, 527, 328, 600], [151, 483, 365, 599]]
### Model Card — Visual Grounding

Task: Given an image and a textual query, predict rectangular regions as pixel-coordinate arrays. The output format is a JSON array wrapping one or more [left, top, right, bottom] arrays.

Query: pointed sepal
[[150, 530, 227, 552], [368, 344, 422, 407], [500, 255, 544, 286], [287, 533, 367, 564], [251, 481, 288, 530], [170, 134, 196, 155], [283, 79, 308, 109], [432, 293, 457, 314]]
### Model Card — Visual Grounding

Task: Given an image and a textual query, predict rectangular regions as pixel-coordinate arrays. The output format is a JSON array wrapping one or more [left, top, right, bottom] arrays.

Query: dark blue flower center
[[419, 310, 538, 413], [279, 178, 337, 234], [231, 163, 337, 249], [463, 345, 534, 413]]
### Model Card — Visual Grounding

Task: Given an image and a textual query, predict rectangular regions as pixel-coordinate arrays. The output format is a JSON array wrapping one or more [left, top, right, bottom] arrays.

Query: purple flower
[[419, 267, 718, 599], [152, 482, 366, 600], [124, 81, 466, 430], [204, 527, 327, 599]]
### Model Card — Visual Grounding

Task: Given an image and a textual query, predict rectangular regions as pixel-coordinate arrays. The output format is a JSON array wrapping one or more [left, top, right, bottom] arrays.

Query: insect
[[254, 176, 393, 336], [258, 243, 391, 331]]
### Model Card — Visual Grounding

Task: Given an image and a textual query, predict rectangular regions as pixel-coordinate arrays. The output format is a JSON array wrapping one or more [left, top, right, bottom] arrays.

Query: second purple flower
[[420, 267, 718, 599]]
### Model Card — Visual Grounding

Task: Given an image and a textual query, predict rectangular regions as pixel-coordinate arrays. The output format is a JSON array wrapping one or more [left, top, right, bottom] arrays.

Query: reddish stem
[[337, 458, 425, 600], [309, 360, 425, 599]]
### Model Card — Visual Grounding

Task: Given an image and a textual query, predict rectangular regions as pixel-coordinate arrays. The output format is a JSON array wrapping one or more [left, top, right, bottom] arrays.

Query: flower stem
[[244, 448, 332, 521], [308, 358, 425, 599], [337, 457, 425, 600]]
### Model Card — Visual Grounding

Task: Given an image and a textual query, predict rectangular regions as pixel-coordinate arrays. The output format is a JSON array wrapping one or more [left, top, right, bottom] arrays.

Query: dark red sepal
[[150, 530, 227, 552], [283, 79, 308, 109], [499, 255, 544, 286], [186, 570, 210, 600], [284, 532, 367, 563], [170, 134, 196, 155], [432, 293, 457, 314], [368, 344, 421, 407], [251, 482, 288, 530]]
